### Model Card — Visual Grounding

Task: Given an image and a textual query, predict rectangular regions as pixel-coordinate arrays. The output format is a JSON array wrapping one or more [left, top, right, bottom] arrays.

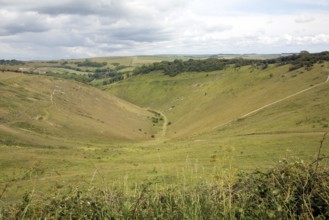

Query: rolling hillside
[[0, 71, 158, 147], [105, 61, 329, 139], [1, 55, 329, 210]]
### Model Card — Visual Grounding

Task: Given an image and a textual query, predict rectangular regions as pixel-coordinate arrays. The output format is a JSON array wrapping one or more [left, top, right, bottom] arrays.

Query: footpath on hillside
[[157, 111, 168, 140], [213, 74, 329, 130], [146, 108, 168, 143]]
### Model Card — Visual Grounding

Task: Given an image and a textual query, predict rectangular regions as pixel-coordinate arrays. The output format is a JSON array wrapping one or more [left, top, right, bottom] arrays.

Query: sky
[[0, 0, 329, 60]]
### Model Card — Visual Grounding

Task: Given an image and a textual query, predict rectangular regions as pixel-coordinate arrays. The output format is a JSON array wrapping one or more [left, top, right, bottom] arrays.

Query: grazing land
[[0, 52, 329, 218]]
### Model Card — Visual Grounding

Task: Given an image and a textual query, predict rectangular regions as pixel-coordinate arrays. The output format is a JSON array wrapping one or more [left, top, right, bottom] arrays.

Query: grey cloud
[[0, 11, 50, 36], [110, 28, 171, 42], [1, 0, 157, 16], [33, 32, 85, 47], [1, 21, 48, 35], [36, 0, 125, 16], [1, 0, 328, 60]]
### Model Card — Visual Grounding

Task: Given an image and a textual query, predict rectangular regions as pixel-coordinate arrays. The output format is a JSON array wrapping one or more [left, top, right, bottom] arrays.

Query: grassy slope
[[0, 71, 158, 147], [102, 61, 329, 175], [1, 61, 329, 203], [105, 62, 329, 139]]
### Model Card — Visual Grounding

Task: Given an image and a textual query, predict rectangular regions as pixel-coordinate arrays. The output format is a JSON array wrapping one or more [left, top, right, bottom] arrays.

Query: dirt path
[[39, 172, 89, 181], [0, 124, 20, 135], [50, 85, 65, 106], [213, 74, 329, 130], [158, 111, 168, 139], [145, 108, 168, 142]]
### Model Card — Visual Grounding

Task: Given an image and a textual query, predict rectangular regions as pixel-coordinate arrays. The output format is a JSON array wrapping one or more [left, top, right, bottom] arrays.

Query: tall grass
[[1, 134, 328, 219], [1, 160, 328, 219]]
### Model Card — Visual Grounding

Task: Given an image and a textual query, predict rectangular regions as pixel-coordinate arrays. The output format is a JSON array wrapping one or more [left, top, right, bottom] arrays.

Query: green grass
[[1, 130, 328, 204], [45, 67, 90, 75], [106, 62, 329, 138], [1, 154, 329, 219], [1, 59, 329, 218], [0, 71, 158, 146]]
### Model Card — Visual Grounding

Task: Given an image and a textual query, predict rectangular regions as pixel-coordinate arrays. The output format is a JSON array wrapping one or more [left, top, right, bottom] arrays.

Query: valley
[[1, 53, 329, 218]]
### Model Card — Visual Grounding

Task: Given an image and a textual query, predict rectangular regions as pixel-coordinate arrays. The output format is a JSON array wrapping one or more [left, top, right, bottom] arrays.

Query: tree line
[[2, 51, 329, 84], [74, 59, 107, 68], [0, 59, 25, 65], [133, 51, 329, 76]]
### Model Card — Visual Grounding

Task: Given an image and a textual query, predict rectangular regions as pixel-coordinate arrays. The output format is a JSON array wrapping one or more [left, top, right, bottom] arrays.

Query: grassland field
[[0, 55, 329, 209]]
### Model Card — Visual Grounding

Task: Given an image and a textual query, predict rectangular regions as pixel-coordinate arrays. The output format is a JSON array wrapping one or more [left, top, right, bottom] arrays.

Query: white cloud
[[284, 34, 329, 45], [289, 0, 329, 6], [0, 0, 328, 59], [295, 15, 315, 23]]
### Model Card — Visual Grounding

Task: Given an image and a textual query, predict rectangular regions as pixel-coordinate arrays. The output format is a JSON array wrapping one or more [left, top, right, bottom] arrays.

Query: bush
[[234, 159, 329, 219]]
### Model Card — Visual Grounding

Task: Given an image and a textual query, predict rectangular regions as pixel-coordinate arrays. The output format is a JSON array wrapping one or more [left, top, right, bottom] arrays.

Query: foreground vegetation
[[0, 134, 328, 219], [1, 154, 328, 219]]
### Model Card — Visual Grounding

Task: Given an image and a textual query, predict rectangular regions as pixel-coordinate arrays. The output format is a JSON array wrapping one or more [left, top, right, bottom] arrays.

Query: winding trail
[[39, 172, 88, 181], [213, 74, 329, 130], [50, 85, 66, 106], [158, 111, 168, 139], [50, 89, 56, 106], [146, 108, 168, 142]]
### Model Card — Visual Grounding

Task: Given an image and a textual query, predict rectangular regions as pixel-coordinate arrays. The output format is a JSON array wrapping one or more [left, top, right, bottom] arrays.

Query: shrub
[[233, 159, 329, 219]]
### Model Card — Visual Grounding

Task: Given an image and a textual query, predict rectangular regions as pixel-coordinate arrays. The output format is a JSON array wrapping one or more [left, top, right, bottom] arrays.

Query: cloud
[[284, 34, 329, 45], [0, 0, 328, 59], [295, 15, 315, 23], [289, 0, 329, 6], [110, 28, 171, 42], [36, 0, 126, 16], [0, 10, 50, 35]]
